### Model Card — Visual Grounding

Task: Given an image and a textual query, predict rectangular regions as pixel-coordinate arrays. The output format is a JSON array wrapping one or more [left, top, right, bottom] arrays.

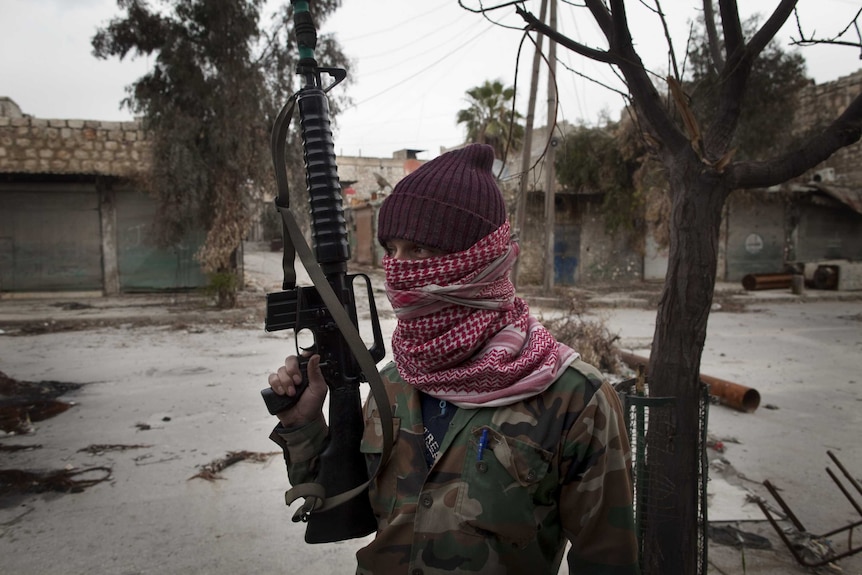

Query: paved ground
[[1, 242, 861, 574]]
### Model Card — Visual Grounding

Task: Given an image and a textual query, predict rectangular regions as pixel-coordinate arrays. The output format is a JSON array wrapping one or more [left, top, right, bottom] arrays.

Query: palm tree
[[457, 79, 524, 158]]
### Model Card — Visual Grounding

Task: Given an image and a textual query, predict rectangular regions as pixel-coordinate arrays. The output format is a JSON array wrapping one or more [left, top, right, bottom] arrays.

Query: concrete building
[[510, 70, 862, 290], [0, 96, 430, 295], [0, 97, 209, 295], [720, 69, 862, 290], [5, 68, 859, 295]]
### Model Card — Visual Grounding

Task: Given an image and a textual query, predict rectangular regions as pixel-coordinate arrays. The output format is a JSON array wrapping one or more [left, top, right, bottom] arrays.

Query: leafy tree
[[555, 120, 645, 235], [92, 0, 348, 306], [457, 79, 525, 157], [467, 2, 862, 573]]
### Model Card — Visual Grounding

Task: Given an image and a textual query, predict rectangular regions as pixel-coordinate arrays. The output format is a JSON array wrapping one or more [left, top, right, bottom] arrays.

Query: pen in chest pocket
[[476, 428, 490, 461]]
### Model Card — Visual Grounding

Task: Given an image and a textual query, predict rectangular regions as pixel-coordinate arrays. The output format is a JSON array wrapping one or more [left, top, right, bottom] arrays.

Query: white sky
[[1, 0, 860, 160]]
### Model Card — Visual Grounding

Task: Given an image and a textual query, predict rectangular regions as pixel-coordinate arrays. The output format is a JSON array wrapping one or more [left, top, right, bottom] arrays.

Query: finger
[[306, 355, 327, 396], [284, 356, 303, 385], [268, 372, 287, 395], [275, 365, 292, 384], [274, 366, 301, 396]]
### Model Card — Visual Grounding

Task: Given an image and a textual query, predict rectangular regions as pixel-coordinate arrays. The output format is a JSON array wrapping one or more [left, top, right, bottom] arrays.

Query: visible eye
[[414, 244, 446, 259], [383, 240, 445, 260]]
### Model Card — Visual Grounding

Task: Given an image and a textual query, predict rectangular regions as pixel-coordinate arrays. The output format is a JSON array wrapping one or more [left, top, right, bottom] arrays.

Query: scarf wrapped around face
[[384, 221, 578, 408]]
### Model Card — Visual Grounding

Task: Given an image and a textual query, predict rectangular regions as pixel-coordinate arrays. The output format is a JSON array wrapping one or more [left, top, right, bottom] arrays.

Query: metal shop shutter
[[725, 198, 785, 282], [0, 186, 102, 292], [115, 189, 207, 291]]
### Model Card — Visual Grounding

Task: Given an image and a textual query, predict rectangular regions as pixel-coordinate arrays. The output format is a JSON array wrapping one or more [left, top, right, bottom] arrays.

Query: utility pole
[[542, 0, 557, 296], [512, 0, 548, 290]]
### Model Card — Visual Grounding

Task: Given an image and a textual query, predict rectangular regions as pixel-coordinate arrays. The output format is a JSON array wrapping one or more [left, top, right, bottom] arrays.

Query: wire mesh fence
[[616, 369, 711, 574]]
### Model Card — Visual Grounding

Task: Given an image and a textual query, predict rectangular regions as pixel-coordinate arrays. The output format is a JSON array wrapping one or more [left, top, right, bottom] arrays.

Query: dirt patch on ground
[[1, 291, 265, 336], [0, 371, 82, 434], [0, 466, 113, 496]]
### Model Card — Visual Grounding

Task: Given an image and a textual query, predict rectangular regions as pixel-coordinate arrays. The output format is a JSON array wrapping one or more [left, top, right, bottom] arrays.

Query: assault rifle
[[261, 0, 392, 544]]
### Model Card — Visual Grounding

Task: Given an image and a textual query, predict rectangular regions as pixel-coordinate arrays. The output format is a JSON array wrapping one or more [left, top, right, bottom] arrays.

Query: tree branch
[[556, 58, 631, 100], [717, 0, 744, 59], [731, 91, 862, 188], [608, 0, 633, 53], [653, 0, 682, 80], [631, 0, 682, 80], [746, 0, 797, 58], [703, 0, 724, 71], [457, 0, 524, 13], [583, 0, 613, 38], [791, 6, 862, 56], [515, 6, 616, 63], [605, 0, 689, 152], [705, 0, 796, 157], [517, 1, 688, 153]]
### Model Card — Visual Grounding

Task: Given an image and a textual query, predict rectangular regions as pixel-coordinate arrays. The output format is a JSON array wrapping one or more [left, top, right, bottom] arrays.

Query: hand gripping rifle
[[261, 0, 394, 544]]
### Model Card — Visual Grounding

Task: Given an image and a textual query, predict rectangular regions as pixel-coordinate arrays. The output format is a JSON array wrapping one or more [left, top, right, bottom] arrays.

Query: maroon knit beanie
[[377, 144, 506, 254]]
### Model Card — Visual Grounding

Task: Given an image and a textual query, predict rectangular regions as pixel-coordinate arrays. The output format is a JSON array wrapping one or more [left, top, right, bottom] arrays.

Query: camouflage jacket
[[274, 358, 640, 574]]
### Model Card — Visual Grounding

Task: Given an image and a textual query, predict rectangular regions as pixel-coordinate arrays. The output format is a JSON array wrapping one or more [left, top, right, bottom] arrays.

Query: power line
[[342, 23, 498, 110], [333, 3, 451, 43]]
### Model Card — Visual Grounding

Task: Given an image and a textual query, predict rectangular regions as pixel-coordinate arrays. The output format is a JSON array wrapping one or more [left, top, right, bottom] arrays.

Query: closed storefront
[[724, 193, 787, 282], [0, 183, 103, 292], [115, 189, 207, 291], [0, 103, 208, 295]]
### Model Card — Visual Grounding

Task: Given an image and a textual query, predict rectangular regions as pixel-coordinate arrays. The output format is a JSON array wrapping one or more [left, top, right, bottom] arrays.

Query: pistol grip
[[261, 358, 310, 415], [261, 382, 308, 415]]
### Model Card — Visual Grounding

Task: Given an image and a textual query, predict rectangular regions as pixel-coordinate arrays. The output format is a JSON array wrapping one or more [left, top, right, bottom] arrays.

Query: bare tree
[[461, 1, 862, 573]]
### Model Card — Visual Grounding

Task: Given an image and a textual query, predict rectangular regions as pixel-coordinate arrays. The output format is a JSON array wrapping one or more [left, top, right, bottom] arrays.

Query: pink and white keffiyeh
[[384, 221, 578, 408]]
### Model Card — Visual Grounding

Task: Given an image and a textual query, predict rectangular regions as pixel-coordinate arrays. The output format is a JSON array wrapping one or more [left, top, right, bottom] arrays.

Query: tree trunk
[[641, 154, 731, 574]]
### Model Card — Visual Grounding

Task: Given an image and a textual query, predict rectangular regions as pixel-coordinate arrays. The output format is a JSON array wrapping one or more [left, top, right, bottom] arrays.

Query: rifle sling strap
[[276, 203, 395, 520]]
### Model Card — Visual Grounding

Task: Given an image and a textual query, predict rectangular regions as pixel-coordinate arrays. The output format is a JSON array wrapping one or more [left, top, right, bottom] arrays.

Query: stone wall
[[0, 97, 424, 185], [793, 69, 862, 187], [515, 191, 641, 286], [0, 103, 150, 177], [577, 201, 643, 285], [338, 153, 424, 200]]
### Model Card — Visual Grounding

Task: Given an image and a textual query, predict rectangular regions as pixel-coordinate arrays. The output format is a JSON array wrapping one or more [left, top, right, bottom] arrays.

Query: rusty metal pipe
[[705, 376, 762, 413], [618, 350, 761, 413], [814, 265, 840, 290], [742, 273, 793, 291]]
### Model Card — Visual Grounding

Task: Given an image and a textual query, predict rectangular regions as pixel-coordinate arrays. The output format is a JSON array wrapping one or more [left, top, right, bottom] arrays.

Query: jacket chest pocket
[[456, 426, 555, 548]]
